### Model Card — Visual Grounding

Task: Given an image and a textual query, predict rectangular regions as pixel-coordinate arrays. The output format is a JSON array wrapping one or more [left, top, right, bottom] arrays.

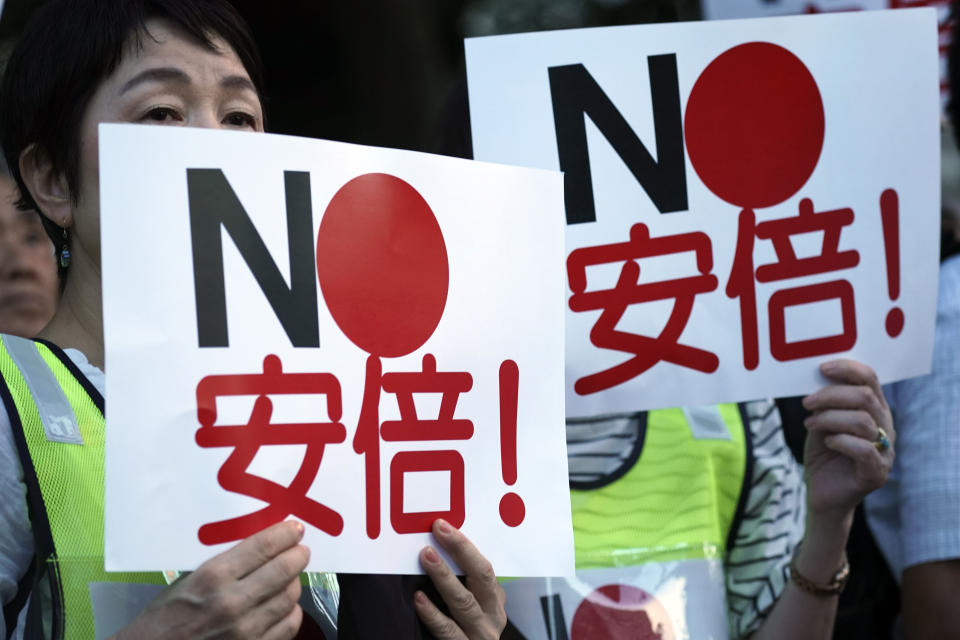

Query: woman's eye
[[143, 107, 180, 123], [22, 232, 44, 246], [223, 111, 257, 129]]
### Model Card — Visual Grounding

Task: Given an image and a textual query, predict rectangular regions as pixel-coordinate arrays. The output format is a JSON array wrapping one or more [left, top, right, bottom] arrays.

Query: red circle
[[316, 173, 448, 357], [571, 585, 674, 640], [684, 42, 825, 209], [886, 307, 904, 337], [499, 492, 525, 527]]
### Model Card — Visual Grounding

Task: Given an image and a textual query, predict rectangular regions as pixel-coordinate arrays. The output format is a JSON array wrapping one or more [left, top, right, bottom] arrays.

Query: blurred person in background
[[862, 121, 960, 640], [0, 156, 57, 338], [860, 4, 960, 638], [430, 21, 896, 640]]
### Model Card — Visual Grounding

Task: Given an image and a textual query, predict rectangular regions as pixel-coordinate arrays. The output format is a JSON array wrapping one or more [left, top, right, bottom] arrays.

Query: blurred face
[[0, 176, 58, 336], [68, 18, 264, 266]]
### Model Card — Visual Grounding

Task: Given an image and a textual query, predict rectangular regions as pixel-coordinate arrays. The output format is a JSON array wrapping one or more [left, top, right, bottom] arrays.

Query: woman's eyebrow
[[119, 67, 190, 95], [118, 68, 256, 96], [220, 75, 257, 94]]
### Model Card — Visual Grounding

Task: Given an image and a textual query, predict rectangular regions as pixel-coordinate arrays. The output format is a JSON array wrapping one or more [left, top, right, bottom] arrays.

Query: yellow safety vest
[[504, 404, 751, 640], [0, 335, 166, 639]]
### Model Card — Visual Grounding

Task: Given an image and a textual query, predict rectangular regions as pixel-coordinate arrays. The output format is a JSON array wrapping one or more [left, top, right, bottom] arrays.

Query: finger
[[214, 520, 305, 580], [414, 589, 466, 640], [240, 543, 310, 607], [816, 359, 886, 406], [802, 383, 888, 433], [420, 544, 486, 635], [804, 408, 877, 440], [431, 519, 503, 617], [231, 574, 302, 639], [260, 603, 304, 640], [823, 433, 892, 483]]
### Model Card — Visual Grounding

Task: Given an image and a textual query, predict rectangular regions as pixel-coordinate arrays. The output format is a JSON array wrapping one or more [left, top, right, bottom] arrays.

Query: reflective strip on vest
[[2, 335, 82, 445], [0, 338, 165, 639], [505, 405, 746, 640]]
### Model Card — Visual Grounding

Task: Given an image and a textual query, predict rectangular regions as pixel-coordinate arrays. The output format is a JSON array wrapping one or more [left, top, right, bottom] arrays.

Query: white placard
[[466, 10, 940, 417], [101, 124, 574, 576], [700, 1, 952, 112]]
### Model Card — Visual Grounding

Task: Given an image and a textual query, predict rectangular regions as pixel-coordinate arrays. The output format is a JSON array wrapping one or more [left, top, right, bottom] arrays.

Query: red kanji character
[[726, 199, 860, 369], [566, 223, 719, 395], [355, 353, 473, 538], [195, 354, 347, 545], [389, 450, 465, 535]]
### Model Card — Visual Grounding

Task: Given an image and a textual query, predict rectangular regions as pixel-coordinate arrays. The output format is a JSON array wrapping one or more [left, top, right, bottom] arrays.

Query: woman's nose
[[192, 109, 223, 130], [0, 238, 26, 278]]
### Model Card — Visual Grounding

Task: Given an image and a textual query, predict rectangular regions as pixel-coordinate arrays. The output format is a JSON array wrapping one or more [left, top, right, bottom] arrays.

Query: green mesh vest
[[502, 404, 752, 640], [572, 404, 749, 568], [0, 335, 165, 639]]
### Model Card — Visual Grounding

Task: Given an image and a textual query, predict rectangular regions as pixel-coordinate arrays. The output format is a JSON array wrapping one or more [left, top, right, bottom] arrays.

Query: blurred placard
[[466, 10, 940, 416]]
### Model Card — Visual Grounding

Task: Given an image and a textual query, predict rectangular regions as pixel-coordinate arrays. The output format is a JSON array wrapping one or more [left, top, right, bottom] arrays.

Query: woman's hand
[[801, 358, 895, 518], [414, 519, 507, 639], [748, 360, 894, 640], [113, 520, 309, 640]]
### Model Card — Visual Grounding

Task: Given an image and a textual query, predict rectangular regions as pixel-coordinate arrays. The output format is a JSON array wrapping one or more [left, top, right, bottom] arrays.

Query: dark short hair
[[0, 0, 264, 216]]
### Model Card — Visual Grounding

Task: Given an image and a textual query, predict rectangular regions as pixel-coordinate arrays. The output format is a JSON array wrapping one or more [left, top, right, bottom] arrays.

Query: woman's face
[[70, 18, 264, 268], [0, 175, 58, 337]]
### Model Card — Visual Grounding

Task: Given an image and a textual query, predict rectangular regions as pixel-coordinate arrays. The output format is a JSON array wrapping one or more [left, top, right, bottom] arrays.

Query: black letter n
[[188, 169, 319, 347], [548, 56, 687, 225]]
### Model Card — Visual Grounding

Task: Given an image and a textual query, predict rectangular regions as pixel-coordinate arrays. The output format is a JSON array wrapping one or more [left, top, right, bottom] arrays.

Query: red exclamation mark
[[498, 360, 525, 527], [881, 189, 905, 337]]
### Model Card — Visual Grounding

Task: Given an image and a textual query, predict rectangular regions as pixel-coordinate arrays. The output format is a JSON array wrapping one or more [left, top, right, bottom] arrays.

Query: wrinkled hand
[[113, 520, 309, 640], [414, 519, 507, 639], [802, 359, 895, 516]]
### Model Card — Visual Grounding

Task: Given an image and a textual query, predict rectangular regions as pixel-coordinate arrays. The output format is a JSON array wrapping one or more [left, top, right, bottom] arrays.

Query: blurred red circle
[[571, 584, 674, 640]]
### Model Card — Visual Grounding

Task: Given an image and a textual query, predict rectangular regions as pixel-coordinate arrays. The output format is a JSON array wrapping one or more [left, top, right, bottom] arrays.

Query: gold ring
[[874, 427, 891, 453]]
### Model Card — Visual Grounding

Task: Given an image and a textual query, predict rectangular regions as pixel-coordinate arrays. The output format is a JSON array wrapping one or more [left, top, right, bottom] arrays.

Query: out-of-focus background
[[0, 1, 953, 638], [0, 0, 949, 155], [0, 0, 703, 151]]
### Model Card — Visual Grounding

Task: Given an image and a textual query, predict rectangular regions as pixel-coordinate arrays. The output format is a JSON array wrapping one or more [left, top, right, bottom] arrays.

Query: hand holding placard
[[113, 521, 308, 640]]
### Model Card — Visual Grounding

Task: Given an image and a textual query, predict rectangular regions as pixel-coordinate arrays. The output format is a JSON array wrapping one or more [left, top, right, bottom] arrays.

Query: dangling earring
[[59, 227, 71, 269]]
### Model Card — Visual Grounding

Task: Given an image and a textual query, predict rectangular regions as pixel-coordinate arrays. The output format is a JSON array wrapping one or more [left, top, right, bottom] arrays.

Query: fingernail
[[821, 361, 838, 374], [802, 395, 814, 409], [803, 416, 812, 428], [436, 519, 453, 535], [415, 591, 427, 606], [294, 521, 305, 538], [423, 546, 440, 564]]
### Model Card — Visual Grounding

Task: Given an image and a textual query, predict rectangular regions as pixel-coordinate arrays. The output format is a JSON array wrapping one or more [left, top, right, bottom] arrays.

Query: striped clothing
[[725, 399, 805, 637], [566, 399, 805, 638]]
